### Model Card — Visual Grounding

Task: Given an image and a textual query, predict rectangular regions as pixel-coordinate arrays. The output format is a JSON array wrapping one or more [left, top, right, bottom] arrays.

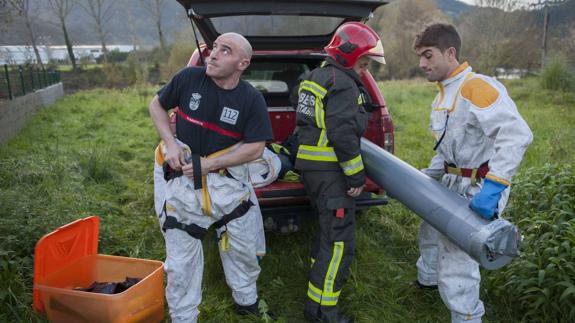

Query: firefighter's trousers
[[417, 174, 510, 323], [302, 170, 356, 322], [160, 169, 263, 323]]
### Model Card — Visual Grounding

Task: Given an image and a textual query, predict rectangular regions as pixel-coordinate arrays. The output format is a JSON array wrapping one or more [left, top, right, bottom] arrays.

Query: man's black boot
[[414, 279, 438, 290], [236, 300, 276, 320], [303, 308, 353, 323]]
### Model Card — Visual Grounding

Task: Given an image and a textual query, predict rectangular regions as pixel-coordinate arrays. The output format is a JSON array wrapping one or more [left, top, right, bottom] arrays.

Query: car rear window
[[211, 15, 344, 37], [243, 62, 310, 94]]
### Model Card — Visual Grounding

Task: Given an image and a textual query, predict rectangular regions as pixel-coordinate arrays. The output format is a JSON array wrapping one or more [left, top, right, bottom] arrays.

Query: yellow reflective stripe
[[314, 98, 323, 129], [358, 94, 363, 105], [297, 145, 337, 162], [317, 129, 329, 147], [300, 80, 327, 99], [320, 289, 341, 306], [324, 241, 344, 295], [307, 282, 322, 304], [340, 155, 364, 176], [307, 282, 341, 306], [318, 100, 325, 128], [485, 174, 510, 186], [310, 257, 316, 268]]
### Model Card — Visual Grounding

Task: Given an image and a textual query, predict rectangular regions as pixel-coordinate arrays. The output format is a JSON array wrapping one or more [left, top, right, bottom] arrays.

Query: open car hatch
[[176, 0, 387, 50]]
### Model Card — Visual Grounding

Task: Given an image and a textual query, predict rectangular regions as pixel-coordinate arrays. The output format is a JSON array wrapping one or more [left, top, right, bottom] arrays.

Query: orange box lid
[[33, 216, 100, 314]]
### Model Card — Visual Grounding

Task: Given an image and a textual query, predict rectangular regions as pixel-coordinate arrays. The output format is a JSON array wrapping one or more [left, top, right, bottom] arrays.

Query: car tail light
[[383, 132, 394, 153], [380, 114, 395, 154]]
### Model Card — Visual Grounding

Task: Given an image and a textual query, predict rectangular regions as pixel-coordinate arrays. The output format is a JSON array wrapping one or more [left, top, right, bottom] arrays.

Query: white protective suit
[[418, 63, 533, 323], [247, 147, 282, 188], [153, 140, 267, 323]]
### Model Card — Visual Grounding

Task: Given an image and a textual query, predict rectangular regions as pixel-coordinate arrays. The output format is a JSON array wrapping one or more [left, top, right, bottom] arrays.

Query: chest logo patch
[[189, 93, 202, 111], [220, 107, 239, 125]]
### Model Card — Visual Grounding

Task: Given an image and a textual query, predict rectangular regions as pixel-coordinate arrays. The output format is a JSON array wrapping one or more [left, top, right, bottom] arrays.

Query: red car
[[176, 0, 394, 229]]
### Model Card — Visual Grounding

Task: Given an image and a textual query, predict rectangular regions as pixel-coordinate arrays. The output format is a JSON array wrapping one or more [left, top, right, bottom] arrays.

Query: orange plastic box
[[33, 216, 165, 323]]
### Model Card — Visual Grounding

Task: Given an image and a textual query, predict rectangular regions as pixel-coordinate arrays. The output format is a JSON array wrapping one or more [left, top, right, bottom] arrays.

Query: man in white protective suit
[[412, 23, 533, 322], [149, 32, 274, 322]]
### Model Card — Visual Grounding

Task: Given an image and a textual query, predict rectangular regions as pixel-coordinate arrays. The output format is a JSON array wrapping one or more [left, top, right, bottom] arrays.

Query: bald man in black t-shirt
[[149, 33, 273, 322]]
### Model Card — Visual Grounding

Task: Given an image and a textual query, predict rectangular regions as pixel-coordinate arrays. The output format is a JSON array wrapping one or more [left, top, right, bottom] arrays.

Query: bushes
[[541, 55, 575, 92], [486, 164, 575, 322], [96, 49, 130, 64]]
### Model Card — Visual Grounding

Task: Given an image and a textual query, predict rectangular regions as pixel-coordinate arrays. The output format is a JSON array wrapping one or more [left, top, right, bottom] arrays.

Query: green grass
[[56, 64, 104, 72], [1, 77, 573, 322]]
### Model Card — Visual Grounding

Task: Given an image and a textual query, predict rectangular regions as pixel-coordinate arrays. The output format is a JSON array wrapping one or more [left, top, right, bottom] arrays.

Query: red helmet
[[324, 22, 386, 69]]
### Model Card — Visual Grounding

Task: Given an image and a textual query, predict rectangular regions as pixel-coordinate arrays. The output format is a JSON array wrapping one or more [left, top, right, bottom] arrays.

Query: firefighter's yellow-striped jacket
[[294, 58, 370, 188]]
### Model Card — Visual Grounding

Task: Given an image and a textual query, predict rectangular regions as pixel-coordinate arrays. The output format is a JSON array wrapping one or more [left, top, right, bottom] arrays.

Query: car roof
[[176, 0, 387, 50]]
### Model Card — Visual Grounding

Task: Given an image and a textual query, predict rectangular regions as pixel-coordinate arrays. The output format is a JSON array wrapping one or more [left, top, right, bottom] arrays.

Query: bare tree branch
[[76, 0, 115, 62], [140, 0, 167, 52], [7, 0, 44, 67]]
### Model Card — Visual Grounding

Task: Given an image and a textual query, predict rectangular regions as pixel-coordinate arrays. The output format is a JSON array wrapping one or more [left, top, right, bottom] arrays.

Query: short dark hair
[[414, 23, 461, 60]]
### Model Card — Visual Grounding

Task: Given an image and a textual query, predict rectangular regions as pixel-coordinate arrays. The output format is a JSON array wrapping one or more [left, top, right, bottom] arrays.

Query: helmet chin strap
[[335, 54, 349, 67]]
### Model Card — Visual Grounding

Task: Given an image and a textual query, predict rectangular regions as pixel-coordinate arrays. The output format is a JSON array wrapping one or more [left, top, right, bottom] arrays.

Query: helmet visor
[[367, 39, 386, 64]]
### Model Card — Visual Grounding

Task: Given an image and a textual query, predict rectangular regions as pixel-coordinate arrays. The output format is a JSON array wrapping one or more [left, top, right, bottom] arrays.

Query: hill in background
[[1, 0, 573, 48], [0, 0, 190, 48]]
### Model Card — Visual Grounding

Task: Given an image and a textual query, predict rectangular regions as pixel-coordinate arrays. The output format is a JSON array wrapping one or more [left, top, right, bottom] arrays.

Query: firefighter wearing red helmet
[[295, 22, 385, 322]]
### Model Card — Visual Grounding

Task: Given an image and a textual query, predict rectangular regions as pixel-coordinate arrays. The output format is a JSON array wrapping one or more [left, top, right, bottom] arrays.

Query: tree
[[120, 0, 148, 85], [141, 0, 167, 53], [369, 0, 448, 79], [457, 0, 540, 74], [77, 0, 114, 63], [1, 0, 13, 31], [47, 0, 77, 70], [7, 0, 44, 67]]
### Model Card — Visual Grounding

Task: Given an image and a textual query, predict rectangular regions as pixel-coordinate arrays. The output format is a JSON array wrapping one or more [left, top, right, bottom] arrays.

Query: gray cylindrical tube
[[361, 138, 519, 270]]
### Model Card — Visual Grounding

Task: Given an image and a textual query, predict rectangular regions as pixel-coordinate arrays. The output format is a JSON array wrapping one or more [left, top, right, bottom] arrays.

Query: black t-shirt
[[158, 67, 273, 156]]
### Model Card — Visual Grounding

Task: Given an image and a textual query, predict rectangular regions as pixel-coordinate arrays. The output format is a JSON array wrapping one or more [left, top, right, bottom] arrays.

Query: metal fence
[[0, 65, 60, 100]]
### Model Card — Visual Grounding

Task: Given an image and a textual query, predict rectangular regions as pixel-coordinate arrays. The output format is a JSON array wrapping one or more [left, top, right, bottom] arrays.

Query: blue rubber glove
[[470, 178, 508, 220]]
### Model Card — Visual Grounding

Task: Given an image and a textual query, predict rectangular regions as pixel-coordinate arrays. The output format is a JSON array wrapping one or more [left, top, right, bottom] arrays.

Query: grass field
[[0, 77, 573, 322]]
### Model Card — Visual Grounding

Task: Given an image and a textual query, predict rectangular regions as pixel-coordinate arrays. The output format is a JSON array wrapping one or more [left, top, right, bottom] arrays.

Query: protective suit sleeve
[[422, 153, 445, 180], [465, 78, 533, 184], [324, 78, 365, 188]]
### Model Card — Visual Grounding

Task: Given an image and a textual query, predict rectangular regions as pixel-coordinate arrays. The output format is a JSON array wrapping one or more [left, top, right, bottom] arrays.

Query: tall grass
[[484, 164, 575, 321], [541, 55, 575, 92], [0, 76, 573, 322]]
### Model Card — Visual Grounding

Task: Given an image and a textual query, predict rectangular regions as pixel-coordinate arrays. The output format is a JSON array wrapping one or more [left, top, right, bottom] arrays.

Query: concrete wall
[[0, 83, 64, 144]]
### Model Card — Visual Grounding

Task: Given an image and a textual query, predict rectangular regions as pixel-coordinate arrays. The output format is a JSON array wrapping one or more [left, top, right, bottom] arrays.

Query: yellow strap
[[219, 231, 230, 252], [485, 174, 510, 186], [201, 142, 241, 216], [470, 169, 478, 185], [446, 166, 463, 176], [201, 176, 212, 216], [207, 143, 240, 158]]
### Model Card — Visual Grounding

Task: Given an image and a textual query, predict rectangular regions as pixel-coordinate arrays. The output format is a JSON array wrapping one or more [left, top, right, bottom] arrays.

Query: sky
[[459, 0, 540, 5]]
